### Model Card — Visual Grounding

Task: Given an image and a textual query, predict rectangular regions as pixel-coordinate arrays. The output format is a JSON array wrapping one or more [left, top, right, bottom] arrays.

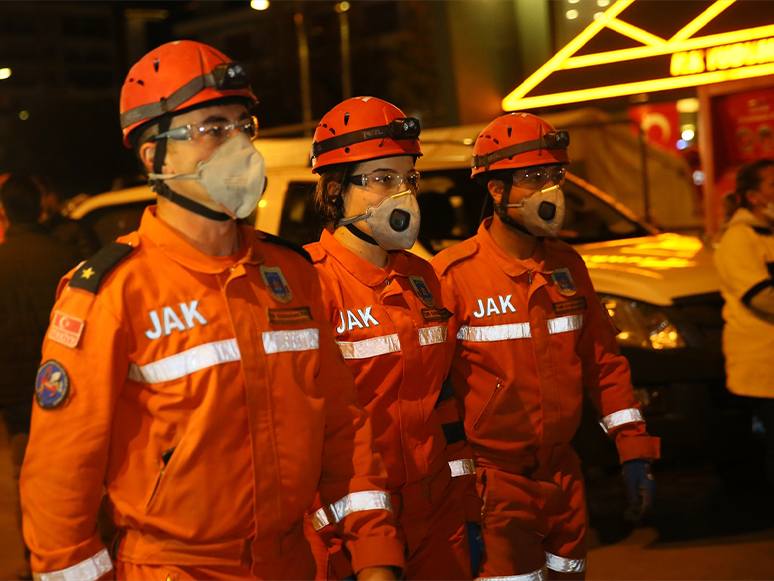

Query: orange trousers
[[477, 449, 588, 580], [305, 465, 471, 580]]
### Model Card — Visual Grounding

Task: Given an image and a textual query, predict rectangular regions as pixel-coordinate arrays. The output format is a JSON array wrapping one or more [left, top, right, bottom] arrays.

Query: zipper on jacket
[[474, 379, 503, 430], [528, 271, 533, 285]]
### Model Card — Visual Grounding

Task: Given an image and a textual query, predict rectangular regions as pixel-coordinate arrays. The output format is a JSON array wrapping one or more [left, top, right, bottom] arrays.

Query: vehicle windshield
[[416, 168, 652, 253]]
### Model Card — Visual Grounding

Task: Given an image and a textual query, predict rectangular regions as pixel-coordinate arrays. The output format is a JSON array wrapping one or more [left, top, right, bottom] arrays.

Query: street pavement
[[1, 419, 773, 580]]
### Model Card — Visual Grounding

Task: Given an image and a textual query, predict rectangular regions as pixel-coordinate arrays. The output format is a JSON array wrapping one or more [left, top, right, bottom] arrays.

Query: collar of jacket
[[4, 223, 48, 238], [477, 217, 561, 278], [139, 205, 265, 274], [725, 207, 773, 232], [320, 228, 411, 287]]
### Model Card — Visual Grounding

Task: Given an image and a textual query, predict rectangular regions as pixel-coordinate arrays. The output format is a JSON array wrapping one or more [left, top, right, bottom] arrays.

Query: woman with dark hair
[[714, 158, 774, 490], [302, 97, 478, 580]]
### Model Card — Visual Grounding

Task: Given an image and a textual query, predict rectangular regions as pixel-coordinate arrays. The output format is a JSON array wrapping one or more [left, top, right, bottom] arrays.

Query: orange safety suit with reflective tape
[[20, 207, 403, 581], [432, 219, 660, 579], [303, 230, 475, 580]]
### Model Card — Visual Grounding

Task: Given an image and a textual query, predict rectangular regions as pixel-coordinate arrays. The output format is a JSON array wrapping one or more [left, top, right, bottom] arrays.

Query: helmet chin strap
[[345, 223, 378, 245], [149, 115, 230, 222], [496, 182, 535, 238]]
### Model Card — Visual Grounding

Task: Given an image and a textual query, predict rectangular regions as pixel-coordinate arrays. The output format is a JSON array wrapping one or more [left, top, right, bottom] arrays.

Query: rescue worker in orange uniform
[[20, 41, 404, 581], [302, 97, 479, 580], [432, 113, 661, 580]]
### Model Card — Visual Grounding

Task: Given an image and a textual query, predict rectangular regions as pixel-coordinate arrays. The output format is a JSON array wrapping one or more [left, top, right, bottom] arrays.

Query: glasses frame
[[512, 165, 566, 190], [349, 169, 421, 194], [153, 115, 258, 143]]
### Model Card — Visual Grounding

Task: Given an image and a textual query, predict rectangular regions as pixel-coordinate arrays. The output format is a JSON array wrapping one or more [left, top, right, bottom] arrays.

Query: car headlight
[[600, 295, 685, 350]]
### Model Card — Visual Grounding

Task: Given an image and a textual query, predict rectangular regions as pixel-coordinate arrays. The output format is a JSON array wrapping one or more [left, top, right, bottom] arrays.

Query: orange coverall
[[303, 229, 476, 580], [432, 219, 660, 579], [20, 207, 403, 581]]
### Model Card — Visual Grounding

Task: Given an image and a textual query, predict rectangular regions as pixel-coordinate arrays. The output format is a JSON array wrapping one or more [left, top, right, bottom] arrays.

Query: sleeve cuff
[[616, 435, 660, 463], [348, 536, 405, 576]]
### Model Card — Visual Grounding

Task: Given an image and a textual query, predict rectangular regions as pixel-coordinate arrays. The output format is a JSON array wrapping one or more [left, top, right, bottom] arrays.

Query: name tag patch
[[553, 297, 587, 314], [421, 308, 453, 322], [48, 311, 85, 348], [268, 307, 313, 325]]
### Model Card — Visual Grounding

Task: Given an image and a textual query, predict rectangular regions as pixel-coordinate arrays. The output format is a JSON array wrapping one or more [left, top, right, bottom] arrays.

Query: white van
[[69, 125, 750, 468]]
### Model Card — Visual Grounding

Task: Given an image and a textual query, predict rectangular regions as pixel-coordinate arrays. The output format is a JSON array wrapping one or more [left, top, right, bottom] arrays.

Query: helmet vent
[[345, 147, 350, 153], [493, 138, 499, 145], [154, 58, 160, 72], [507, 126, 512, 137], [344, 112, 350, 126], [137, 80, 144, 86]]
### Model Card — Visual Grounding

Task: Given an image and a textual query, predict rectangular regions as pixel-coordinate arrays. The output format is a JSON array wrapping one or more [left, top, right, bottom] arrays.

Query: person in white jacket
[[714, 158, 774, 490]]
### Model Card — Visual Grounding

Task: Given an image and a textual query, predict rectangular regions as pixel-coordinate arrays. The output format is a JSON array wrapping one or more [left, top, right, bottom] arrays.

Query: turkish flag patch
[[48, 311, 85, 348]]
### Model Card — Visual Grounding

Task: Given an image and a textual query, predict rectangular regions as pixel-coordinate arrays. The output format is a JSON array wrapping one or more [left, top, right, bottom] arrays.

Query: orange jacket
[[432, 220, 660, 473], [305, 231, 476, 503], [21, 207, 403, 580]]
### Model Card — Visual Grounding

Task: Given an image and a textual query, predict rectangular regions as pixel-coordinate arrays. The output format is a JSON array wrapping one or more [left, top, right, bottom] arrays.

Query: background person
[[432, 112, 660, 580], [0, 174, 81, 580], [303, 96, 477, 580], [20, 41, 402, 581], [714, 158, 774, 490]]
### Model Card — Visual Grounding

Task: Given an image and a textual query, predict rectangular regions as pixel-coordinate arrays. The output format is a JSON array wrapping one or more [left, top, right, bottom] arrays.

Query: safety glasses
[[349, 169, 421, 194], [512, 165, 566, 190], [154, 116, 258, 144]]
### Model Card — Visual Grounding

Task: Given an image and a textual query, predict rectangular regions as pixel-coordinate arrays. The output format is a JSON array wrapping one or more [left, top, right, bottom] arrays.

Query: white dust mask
[[762, 202, 774, 222], [149, 132, 266, 219], [507, 183, 565, 238], [338, 190, 421, 250]]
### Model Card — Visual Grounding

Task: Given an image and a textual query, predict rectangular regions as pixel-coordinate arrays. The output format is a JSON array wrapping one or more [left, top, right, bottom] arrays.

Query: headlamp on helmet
[[312, 117, 421, 159]]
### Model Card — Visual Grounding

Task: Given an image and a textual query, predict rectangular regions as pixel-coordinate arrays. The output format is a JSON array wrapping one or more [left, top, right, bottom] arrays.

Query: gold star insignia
[[81, 267, 95, 280]]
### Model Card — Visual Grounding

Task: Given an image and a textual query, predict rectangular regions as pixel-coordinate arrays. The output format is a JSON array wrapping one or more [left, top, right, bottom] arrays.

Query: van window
[[80, 200, 153, 247], [278, 181, 319, 246]]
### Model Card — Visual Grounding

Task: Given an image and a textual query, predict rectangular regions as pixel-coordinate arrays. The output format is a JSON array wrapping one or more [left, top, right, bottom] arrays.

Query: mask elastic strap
[[496, 180, 533, 237], [337, 213, 379, 245]]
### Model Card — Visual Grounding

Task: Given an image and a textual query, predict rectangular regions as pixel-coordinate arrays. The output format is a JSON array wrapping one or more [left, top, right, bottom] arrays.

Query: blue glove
[[467, 521, 483, 576], [621, 459, 655, 522]]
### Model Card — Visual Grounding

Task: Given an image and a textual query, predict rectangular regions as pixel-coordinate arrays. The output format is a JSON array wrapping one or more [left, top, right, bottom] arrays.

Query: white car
[[69, 126, 749, 467]]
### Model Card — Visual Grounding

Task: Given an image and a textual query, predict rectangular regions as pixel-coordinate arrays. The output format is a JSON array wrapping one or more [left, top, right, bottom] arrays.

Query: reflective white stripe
[[311, 506, 331, 531], [547, 314, 583, 335], [545, 553, 586, 573], [477, 566, 546, 581], [457, 323, 531, 342], [329, 490, 392, 523], [35, 548, 113, 581], [262, 328, 319, 354], [128, 339, 240, 384], [600, 408, 644, 433], [338, 334, 401, 359], [449, 458, 476, 477], [419, 325, 447, 346]]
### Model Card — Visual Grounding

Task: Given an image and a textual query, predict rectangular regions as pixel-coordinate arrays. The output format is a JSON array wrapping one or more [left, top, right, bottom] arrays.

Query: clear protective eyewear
[[349, 170, 421, 195], [154, 116, 258, 144], [512, 165, 566, 191]]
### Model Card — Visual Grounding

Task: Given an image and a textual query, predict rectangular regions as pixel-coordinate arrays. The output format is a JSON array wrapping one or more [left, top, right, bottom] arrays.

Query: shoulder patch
[[431, 237, 480, 276], [752, 226, 774, 236], [258, 231, 313, 264], [69, 242, 135, 294]]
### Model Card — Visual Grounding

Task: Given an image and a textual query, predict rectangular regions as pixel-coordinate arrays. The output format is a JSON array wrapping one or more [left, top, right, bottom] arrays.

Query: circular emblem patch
[[35, 360, 70, 410]]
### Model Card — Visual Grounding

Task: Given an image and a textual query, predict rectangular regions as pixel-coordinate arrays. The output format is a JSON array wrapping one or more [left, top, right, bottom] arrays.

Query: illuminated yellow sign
[[671, 38, 774, 76], [502, 0, 774, 111]]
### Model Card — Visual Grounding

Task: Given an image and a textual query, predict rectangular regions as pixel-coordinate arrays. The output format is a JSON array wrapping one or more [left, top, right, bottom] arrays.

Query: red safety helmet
[[311, 96, 422, 173], [120, 40, 257, 147], [471, 112, 570, 177]]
